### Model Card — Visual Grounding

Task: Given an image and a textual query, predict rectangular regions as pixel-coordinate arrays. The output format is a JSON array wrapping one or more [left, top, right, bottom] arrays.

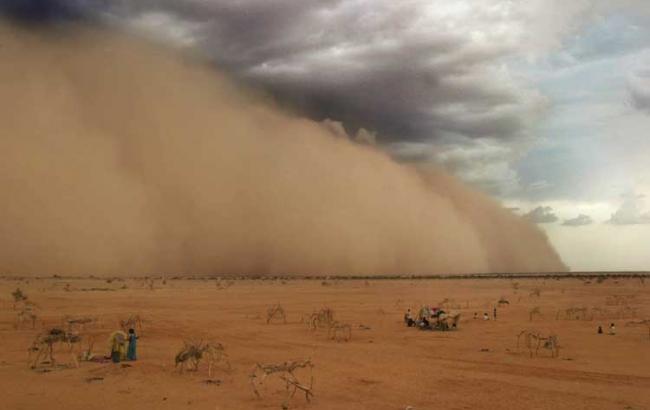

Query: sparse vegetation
[[15, 307, 38, 330], [517, 329, 559, 358], [529, 306, 542, 321], [249, 359, 314, 407], [556, 307, 589, 321], [175, 339, 230, 377], [306, 307, 335, 330], [327, 321, 352, 342], [28, 328, 82, 369], [119, 314, 143, 334], [11, 288, 27, 309], [266, 304, 287, 324], [63, 315, 97, 332], [529, 288, 541, 298]]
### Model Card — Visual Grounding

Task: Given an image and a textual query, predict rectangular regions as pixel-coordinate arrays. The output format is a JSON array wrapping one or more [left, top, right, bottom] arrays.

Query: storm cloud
[[629, 67, 650, 113], [609, 195, 650, 225], [562, 214, 594, 227], [0, 0, 553, 195], [524, 206, 559, 224], [5, 0, 649, 199]]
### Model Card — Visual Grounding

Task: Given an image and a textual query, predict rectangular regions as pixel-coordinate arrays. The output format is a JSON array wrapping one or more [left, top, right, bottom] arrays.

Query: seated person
[[404, 309, 415, 327]]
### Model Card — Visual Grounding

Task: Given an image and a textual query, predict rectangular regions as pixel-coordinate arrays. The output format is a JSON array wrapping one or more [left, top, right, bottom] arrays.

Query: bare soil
[[1, 277, 648, 410]]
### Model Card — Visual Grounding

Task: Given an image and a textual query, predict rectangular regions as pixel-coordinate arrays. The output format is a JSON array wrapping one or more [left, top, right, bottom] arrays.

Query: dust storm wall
[[0, 22, 566, 276]]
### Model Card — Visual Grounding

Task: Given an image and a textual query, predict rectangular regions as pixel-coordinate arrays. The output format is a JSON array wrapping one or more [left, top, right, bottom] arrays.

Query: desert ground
[[1, 275, 649, 410]]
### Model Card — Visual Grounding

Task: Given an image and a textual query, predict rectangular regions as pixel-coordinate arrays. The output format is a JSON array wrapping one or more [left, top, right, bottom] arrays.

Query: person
[[420, 316, 430, 329], [127, 328, 138, 360], [404, 309, 415, 327], [110, 331, 127, 363], [483, 312, 489, 321], [597, 325, 603, 334], [473, 312, 478, 320], [609, 323, 616, 335], [493, 307, 497, 321]]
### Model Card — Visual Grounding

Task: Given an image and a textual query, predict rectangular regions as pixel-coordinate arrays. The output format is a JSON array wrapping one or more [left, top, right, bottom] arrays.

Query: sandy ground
[[1, 276, 649, 410]]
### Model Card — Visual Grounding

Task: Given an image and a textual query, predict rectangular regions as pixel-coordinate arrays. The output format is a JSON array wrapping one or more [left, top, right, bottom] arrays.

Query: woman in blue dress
[[127, 328, 138, 361]]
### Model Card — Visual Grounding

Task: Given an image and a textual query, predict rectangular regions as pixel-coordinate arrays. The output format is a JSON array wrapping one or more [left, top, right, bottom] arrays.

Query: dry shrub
[[529, 307, 542, 321], [516, 329, 560, 358], [15, 307, 38, 330], [175, 339, 230, 377], [266, 304, 287, 324], [28, 328, 82, 369], [63, 315, 98, 332], [306, 307, 335, 330], [119, 314, 143, 334], [327, 321, 352, 342], [555, 307, 590, 321], [250, 359, 314, 407]]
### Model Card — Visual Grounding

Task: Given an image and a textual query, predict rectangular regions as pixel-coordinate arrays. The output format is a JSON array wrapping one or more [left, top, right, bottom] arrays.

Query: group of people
[[597, 323, 616, 335], [473, 308, 498, 321], [109, 328, 138, 363], [404, 307, 453, 331]]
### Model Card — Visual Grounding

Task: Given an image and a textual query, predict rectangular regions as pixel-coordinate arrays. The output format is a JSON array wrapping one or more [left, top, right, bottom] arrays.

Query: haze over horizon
[[2, 0, 649, 272]]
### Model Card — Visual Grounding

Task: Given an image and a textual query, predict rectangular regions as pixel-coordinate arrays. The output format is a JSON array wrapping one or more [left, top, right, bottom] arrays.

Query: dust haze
[[0, 21, 566, 276]]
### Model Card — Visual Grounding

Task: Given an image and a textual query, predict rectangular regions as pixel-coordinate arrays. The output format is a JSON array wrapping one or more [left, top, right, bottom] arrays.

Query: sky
[[3, 0, 649, 271]]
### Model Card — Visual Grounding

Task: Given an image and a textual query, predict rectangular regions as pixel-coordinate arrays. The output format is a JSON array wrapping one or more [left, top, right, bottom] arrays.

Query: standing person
[[109, 331, 127, 363], [127, 328, 138, 361], [597, 325, 603, 334], [483, 312, 489, 321], [493, 307, 497, 321]]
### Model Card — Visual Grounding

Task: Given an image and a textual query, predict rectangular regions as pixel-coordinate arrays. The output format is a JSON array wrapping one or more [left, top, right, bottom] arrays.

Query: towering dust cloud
[[0, 21, 566, 276]]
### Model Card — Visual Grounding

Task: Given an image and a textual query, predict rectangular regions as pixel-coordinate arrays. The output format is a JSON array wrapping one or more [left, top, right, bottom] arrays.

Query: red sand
[[1, 277, 649, 409]]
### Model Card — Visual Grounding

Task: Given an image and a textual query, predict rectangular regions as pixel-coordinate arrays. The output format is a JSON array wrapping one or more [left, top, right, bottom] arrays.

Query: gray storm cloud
[[609, 195, 650, 225], [524, 206, 559, 224], [0, 21, 566, 276], [562, 214, 593, 227], [5, 0, 650, 204], [629, 68, 650, 113]]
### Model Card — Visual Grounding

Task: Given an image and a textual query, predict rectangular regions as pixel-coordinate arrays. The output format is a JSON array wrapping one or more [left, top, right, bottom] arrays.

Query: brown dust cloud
[[0, 21, 566, 276]]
